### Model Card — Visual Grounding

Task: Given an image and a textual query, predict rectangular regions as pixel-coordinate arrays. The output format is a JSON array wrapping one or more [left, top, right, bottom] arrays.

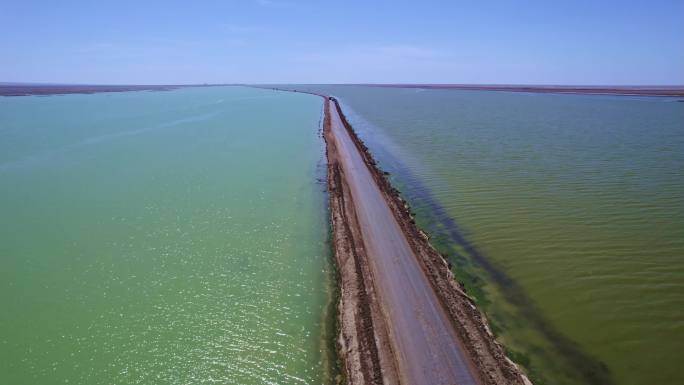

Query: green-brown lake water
[[0, 86, 333, 384], [284, 85, 684, 385]]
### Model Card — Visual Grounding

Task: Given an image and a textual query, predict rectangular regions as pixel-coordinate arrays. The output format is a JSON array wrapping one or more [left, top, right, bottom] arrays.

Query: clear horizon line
[[2, 81, 684, 88]]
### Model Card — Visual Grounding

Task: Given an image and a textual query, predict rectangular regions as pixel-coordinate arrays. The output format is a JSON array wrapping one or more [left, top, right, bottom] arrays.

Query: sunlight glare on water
[[0, 86, 332, 385]]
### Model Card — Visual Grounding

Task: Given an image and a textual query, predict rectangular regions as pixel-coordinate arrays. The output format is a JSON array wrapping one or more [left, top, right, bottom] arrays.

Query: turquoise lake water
[[0, 86, 333, 384], [283, 85, 684, 385]]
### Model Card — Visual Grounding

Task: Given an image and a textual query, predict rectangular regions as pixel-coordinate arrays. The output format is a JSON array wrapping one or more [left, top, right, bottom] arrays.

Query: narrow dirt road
[[327, 100, 480, 385]]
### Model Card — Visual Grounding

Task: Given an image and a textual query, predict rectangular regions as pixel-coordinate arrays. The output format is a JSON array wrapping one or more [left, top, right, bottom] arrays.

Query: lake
[[0, 86, 334, 385], [288, 85, 684, 385]]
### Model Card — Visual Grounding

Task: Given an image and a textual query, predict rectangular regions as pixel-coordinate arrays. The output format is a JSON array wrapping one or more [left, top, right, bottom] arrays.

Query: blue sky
[[2, 0, 683, 85]]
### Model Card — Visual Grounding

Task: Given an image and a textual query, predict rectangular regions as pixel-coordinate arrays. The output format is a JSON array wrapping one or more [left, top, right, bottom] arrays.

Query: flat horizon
[[3, 82, 684, 87]]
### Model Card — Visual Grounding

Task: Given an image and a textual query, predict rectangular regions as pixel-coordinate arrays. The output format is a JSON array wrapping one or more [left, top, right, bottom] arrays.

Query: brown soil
[[323, 97, 401, 384]]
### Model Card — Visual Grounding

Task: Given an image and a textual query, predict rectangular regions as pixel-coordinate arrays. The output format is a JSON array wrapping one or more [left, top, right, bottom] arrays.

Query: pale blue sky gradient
[[2, 0, 683, 85]]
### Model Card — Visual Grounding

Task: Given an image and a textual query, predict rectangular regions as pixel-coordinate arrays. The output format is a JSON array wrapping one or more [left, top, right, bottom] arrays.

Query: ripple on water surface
[[0, 86, 330, 385], [286, 85, 684, 385]]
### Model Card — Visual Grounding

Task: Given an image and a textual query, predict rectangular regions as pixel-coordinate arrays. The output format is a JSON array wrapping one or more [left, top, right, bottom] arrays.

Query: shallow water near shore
[[283, 85, 684, 385], [0, 86, 333, 384]]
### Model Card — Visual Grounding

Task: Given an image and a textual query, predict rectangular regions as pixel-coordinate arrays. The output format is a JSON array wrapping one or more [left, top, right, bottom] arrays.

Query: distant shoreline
[[3, 83, 683, 97], [0, 84, 184, 97], [0, 84, 229, 97], [359, 84, 684, 97]]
